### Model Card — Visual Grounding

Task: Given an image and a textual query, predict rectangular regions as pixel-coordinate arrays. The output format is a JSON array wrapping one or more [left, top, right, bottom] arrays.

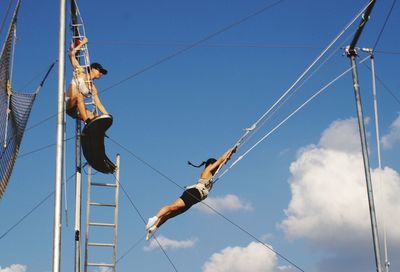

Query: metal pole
[[84, 165, 92, 272], [113, 154, 120, 271], [70, 2, 83, 271], [74, 120, 82, 272], [347, 50, 382, 272], [53, 0, 66, 271], [364, 48, 390, 272]]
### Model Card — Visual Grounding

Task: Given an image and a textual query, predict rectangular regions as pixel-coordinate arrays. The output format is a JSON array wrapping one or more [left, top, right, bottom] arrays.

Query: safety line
[[108, 137, 306, 272], [94, 40, 320, 50], [229, 1, 372, 153], [361, 61, 400, 106], [0, 173, 75, 241], [10, 0, 367, 147], [239, 29, 356, 151], [115, 174, 179, 272], [17, 136, 74, 158], [215, 56, 371, 183], [0, 0, 14, 35], [100, 0, 287, 94], [116, 234, 146, 263], [372, 0, 398, 50], [14, 0, 287, 141], [0, 62, 56, 156]]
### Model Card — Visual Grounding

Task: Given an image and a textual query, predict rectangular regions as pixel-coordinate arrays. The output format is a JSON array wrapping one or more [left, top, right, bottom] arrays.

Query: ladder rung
[[71, 23, 83, 27], [87, 263, 114, 267], [90, 202, 116, 207], [88, 242, 115, 247], [89, 222, 115, 227], [91, 182, 117, 187]]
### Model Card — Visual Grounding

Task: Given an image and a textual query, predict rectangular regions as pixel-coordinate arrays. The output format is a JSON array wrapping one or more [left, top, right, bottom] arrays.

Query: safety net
[[0, 1, 37, 199]]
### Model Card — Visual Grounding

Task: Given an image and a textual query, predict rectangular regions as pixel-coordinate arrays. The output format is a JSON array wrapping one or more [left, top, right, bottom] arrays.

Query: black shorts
[[180, 187, 202, 208]]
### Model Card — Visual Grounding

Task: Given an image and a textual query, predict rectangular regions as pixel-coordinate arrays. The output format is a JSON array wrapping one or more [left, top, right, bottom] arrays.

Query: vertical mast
[[70, 1, 83, 272], [361, 47, 390, 272], [345, 1, 382, 272], [53, 0, 66, 271]]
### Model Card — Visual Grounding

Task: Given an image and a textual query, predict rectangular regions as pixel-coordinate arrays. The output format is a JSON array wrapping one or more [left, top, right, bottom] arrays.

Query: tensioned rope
[[94, 41, 320, 50], [107, 137, 306, 272], [361, 0, 400, 107], [113, 172, 179, 272], [238, 28, 358, 151], [17, 136, 74, 158], [0, 172, 75, 241], [361, 63, 400, 106], [2, 0, 381, 230], [1, 0, 390, 264], [372, 0, 397, 51], [3, 6, 377, 267], [6, 0, 289, 155], [0, 1, 381, 153], [2, 57, 374, 271], [0, 0, 44, 199], [0, 62, 56, 156], [209, 2, 374, 183], [116, 234, 146, 263], [218, 0, 374, 162], [100, 0, 286, 94], [0, 0, 14, 35], [214, 55, 371, 183]]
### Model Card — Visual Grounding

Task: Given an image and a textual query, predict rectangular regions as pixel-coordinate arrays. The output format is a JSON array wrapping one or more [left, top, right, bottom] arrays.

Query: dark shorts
[[180, 187, 202, 208], [66, 105, 79, 119]]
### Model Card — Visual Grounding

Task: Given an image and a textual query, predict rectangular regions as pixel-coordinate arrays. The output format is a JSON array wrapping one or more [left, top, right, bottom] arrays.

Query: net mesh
[[0, 1, 37, 199]]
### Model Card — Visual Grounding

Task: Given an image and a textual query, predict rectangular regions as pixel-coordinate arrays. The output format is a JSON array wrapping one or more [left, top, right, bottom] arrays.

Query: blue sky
[[0, 1, 399, 272]]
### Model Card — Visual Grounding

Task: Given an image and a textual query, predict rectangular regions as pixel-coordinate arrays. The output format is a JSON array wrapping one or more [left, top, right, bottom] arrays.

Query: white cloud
[[381, 115, 400, 149], [144, 235, 197, 251], [202, 242, 281, 272], [0, 264, 27, 272], [195, 194, 253, 214], [318, 117, 361, 153], [280, 118, 400, 271]]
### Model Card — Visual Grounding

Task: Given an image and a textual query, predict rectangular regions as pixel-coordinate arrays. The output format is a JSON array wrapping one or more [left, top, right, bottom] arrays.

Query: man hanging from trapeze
[[145, 146, 237, 240], [65, 37, 109, 124]]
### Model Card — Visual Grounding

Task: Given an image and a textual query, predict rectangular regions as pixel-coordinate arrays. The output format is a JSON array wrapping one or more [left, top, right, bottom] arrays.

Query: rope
[[4, 0, 323, 147], [100, 0, 287, 94], [225, 1, 372, 157], [116, 234, 147, 263], [17, 136, 74, 158], [3, 11, 17, 149], [0, 62, 56, 157], [372, 0, 398, 51], [108, 137, 306, 271], [0, 173, 75, 241], [214, 56, 371, 183], [94, 40, 323, 50], [237, 28, 357, 153], [115, 173, 179, 272], [360, 61, 400, 107], [0, 0, 14, 35]]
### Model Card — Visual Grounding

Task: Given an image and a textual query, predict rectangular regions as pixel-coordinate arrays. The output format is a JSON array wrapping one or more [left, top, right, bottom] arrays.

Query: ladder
[[84, 155, 120, 272], [71, 3, 91, 73], [70, 9, 96, 111]]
